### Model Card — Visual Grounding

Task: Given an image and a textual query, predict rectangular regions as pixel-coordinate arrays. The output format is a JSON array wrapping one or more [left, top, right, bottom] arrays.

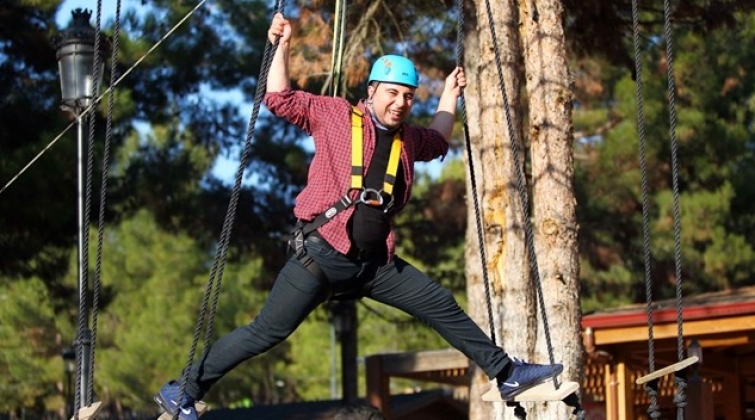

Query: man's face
[[367, 82, 416, 129]]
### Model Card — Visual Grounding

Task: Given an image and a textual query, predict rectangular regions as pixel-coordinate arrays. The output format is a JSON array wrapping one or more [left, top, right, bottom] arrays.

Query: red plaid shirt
[[264, 88, 449, 260]]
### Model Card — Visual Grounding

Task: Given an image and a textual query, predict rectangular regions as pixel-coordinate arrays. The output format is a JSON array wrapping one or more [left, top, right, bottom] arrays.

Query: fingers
[[455, 67, 466, 88], [268, 13, 290, 44], [447, 67, 466, 91]]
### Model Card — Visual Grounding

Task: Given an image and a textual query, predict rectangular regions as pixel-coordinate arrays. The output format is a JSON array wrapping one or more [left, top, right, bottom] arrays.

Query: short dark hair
[[333, 403, 385, 420]]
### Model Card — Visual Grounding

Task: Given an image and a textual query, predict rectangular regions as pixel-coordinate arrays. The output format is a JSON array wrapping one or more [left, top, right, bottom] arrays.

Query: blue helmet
[[368, 55, 419, 88]]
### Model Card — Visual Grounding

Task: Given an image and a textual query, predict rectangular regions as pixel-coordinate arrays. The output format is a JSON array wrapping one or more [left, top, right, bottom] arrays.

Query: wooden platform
[[158, 401, 208, 420], [70, 401, 103, 420], [482, 380, 580, 402], [635, 356, 699, 385]]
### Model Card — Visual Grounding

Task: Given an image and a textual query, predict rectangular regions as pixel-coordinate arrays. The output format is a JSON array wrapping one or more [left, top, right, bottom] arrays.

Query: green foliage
[[87, 209, 279, 409], [394, 159, 468, 293], [574, 9, 755, 307], [0, 278, 60, 412]]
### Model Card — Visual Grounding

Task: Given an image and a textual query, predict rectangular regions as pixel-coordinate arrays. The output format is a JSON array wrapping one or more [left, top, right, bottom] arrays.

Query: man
[[154, 13, 563, 420]]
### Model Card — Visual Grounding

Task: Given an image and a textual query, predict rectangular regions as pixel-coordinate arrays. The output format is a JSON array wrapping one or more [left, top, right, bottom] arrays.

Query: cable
[[0, 0, 210, 196]]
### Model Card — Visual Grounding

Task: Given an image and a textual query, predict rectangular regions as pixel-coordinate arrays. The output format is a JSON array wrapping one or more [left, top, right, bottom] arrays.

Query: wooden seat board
[[70, 401, 103, 420], [482, 380, 580, 402], [635, 356, 699, 385]]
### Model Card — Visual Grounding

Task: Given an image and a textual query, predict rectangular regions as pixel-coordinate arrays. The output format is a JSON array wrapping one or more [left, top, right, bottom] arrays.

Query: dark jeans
[[185, 235, 509, 399]]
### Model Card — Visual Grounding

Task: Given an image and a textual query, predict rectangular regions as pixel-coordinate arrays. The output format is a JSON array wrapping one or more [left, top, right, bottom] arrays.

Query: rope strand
[[89, 0, 122, 409], [630, 0, 660, 415], [662, 0, 689, 415], [481, 0, 559, 386], [456, 0, 497, 347], [175, 2, 286, 416]]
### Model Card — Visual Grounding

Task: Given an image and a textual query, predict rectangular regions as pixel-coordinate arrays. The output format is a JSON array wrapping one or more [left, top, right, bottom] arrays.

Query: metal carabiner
[[359, 188, 384, 207], [382, 195, 395, 214]]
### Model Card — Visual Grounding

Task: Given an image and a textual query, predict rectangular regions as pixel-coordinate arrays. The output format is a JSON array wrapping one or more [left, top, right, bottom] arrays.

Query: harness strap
[[291, 106, 403, 286], [350, 106, 403, 197], [383, 136, 402, 195], [351, 107, 364, 188]]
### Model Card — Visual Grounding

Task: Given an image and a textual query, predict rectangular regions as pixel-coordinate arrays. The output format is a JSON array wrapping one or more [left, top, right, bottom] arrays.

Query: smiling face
[[367, 82, 416, 129]]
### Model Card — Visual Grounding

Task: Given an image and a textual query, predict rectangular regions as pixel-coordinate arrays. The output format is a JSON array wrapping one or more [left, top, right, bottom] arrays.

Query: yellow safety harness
[[350, 106, 403, 209], [291, 106, 403, 252]]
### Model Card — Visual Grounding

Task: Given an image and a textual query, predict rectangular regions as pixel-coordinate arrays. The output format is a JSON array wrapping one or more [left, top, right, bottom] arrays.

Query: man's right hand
[[268, 13, 292, 44]]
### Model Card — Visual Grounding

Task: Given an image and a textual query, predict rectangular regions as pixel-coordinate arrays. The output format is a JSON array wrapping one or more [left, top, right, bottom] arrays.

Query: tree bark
[[465, 0, 581, 419], [521, 0, 583, 418], [462, 1, 530, 419]]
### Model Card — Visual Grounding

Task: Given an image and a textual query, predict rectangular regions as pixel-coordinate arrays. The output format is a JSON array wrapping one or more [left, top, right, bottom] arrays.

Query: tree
[[459, 0, 531, 418], [0, 278, 61, 415], [462, 0, 580, 418], [573, 5, 755, 308], [521, 0, 582, 418]]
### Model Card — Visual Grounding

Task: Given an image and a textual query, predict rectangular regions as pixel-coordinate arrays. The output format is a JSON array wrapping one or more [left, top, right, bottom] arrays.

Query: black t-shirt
[[349, 127, 405, 251]]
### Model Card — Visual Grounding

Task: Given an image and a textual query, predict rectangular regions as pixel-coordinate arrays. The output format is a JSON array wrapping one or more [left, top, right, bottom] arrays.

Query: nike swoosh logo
[[181, 408, 193, 415], [503, 381, 520, 387]]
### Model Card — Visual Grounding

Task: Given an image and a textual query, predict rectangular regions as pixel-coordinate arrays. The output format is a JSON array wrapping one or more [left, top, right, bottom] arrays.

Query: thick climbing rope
[[662, 0, 690, 416], [455, 0, 497, 348], [89, 0, 122, 408], [74, 0, 105, 416], [632, 0, 689, 418], [629, 0, 662, 417], [329, 0, 347, 97], [478, 0, 561, 381], [174, 1, 287, 414], [69, 0, 122, 415]]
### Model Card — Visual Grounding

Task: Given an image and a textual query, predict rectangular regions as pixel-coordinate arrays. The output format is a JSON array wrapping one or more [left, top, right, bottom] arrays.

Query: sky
[[55, 0, 446, 182]]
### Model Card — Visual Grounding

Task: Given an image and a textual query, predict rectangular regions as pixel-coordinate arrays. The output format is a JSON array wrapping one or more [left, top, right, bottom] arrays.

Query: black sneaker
[[498, 357, 564, 399]]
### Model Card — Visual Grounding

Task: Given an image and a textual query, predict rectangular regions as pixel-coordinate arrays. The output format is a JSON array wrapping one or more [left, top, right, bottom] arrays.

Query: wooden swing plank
[[481, 380, 580, 402], [635, 356, 699, 385], [70, 401, 103, 420], [158, 401, 209, 420]]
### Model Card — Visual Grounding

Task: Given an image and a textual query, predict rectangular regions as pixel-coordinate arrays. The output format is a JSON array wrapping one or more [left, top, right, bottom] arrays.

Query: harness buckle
[[288, 222, 307, 258]]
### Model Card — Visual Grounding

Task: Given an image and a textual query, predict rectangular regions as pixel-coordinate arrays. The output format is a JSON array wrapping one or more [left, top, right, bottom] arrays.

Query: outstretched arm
[[267, 13, 292, 93], [428, 67, 466, 141]]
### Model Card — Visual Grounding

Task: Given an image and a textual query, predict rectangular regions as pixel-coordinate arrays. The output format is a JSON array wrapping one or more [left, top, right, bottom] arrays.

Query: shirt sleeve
[[411, 127, 450, 162], [264, 88, 321, 136]]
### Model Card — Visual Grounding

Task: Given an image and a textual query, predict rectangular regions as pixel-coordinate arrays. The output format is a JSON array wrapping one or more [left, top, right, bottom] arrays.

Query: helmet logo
[[382, 58, 392, 76]]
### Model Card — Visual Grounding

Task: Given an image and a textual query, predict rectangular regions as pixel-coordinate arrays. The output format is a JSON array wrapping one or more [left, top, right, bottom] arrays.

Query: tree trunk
[[462, 1, 530, 420], [465, 0, 581, 419], [521, 0, 583, 418]]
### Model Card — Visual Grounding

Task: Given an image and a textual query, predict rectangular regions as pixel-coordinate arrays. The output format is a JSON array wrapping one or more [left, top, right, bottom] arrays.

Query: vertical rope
[[662, 0, 684, 368], [90, 0, 121, 407], [330, 0, 347, 97], [175, 2, 287, 414], [74, 0, 104, 414], [481, 0, 559, 386], [662, 0, 688, 414], [455, 0, 496, 346], [630, 0, 660, 417]]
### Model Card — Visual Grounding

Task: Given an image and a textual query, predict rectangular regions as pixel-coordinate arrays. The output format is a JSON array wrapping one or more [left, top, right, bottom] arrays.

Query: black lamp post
[[51, 8, 104, 410], [52, 8, 103, 114], [328, 299, 359, 404]]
